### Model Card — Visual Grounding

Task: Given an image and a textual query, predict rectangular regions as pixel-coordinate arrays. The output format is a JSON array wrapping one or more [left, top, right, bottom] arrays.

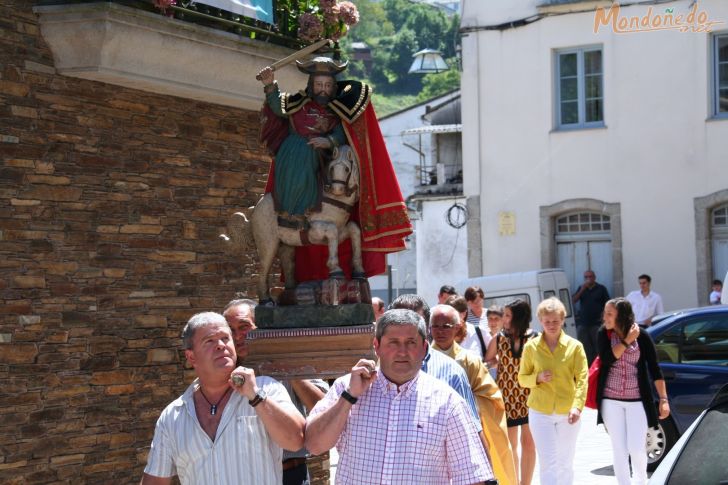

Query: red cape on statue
[[264, 102, 412, 283]]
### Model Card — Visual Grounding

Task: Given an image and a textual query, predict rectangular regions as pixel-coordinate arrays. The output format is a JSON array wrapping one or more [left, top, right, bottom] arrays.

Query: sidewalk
[[329, 407, 621, 484]]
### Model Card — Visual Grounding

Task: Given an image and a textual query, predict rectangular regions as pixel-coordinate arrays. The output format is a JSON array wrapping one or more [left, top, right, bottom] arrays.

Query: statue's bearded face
[[311, 75, 335, 105]]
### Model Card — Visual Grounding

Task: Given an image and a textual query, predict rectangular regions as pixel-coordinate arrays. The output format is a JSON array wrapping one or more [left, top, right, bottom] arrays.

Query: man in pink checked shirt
[[305, 309, 496, 485]]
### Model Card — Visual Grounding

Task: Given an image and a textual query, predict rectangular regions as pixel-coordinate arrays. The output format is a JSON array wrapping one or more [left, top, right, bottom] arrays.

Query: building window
[[556, 212, 611, 234], [555, 46, 604, 128], [713, 205, 728, 227], [714, 33, 728, 116]]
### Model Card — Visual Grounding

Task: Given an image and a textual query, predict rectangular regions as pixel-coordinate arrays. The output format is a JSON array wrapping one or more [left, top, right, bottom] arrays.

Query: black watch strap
[[341, 389, 358, 405], [249, 390, 267, 408]]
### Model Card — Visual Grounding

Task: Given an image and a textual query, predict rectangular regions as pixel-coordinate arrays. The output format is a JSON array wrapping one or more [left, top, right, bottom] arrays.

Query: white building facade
[[461, 0, 728, 309], [371, 91, 462, 304]]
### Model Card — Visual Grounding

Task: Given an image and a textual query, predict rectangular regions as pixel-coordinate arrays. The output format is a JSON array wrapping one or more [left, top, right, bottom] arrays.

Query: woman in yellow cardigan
[[432, 304, 517, 485], [518, 297, 587, 485]]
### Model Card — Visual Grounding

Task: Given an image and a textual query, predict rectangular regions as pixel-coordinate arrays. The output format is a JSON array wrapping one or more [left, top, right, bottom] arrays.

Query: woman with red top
[[596, 298, 670, 485]]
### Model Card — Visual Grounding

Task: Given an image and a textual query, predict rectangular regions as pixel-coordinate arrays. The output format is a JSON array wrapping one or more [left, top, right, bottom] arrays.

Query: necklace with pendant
[[198, 386, 232, 416]]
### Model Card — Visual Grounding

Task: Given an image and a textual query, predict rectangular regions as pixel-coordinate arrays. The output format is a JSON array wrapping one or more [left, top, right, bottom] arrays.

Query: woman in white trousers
[[518, 297, 588, 485], [596, 298, 670, 485]]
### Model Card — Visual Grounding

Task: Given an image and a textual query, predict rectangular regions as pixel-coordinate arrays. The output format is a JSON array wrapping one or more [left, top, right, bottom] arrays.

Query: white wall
[[462, 0, 538, 28], [371, 92, 461, 301], [461, 0, 728, 310], [416, 197, 470, 307]]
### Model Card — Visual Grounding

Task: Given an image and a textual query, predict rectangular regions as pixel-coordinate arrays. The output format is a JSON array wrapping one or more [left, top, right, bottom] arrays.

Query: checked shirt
[[309, 370, 494, 485]]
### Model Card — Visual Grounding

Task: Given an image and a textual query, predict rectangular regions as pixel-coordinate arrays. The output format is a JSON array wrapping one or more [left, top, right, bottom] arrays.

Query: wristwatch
[[249, 389, 268, 407], [340, 388, 358, 405]]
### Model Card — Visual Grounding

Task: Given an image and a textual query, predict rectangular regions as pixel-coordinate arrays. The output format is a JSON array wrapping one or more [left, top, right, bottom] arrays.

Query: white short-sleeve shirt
[[144, 376, 294, 485], [460, 322, 490, 360]]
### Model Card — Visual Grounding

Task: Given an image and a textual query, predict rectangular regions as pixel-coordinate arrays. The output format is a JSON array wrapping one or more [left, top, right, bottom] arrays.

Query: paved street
[[330, 407, 629, 484]]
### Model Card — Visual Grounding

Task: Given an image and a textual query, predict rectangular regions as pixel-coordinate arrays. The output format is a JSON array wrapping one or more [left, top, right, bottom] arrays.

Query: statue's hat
[[296, 57, 348, 76]]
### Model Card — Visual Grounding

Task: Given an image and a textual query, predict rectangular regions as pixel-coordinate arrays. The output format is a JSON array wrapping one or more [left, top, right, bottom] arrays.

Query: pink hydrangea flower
[[319, 0, 337, 10], [323, 3, 340, 26], [298, 12, 324, 42], [337, 1, 359, 26]]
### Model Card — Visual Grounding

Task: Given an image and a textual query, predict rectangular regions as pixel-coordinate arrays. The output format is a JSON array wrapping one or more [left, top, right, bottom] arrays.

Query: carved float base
[[244, 324, 375, 380]]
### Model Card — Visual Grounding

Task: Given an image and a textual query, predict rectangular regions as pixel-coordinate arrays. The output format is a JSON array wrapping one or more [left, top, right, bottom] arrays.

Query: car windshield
[[666, 401, 728, 485]]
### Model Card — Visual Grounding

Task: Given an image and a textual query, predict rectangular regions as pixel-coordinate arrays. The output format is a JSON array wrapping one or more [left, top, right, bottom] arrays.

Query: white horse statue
[[221, 145, 364, 303]]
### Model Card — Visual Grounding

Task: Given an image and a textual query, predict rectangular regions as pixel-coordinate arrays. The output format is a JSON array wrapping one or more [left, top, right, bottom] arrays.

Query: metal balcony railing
[[34, 0, 308, 49], [418, 162, 462, 187]]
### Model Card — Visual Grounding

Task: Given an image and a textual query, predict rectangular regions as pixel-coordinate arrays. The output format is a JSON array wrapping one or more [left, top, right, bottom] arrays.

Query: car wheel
[[646, 417, 678, 472]]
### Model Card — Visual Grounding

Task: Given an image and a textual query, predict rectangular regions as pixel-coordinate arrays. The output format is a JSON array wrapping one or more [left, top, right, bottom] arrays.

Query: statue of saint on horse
[[222, 53, 412, 304]]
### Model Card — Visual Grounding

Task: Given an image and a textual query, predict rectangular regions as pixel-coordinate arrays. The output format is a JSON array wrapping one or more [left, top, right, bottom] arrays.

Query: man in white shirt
[[141, 312, 305, 485], [223, 298, 328, 485], [626, 274, 665, 327]]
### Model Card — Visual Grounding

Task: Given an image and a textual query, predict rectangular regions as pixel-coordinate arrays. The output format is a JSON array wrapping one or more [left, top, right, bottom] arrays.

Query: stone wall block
[[50, 454, 85, 466], [88, 336, 127, 354], [39, 261, 78, 275], [80, 355, 118, 371], [0, 343, 38, 364], [147, 251, 196, 263], [11, 275, 46, 288], [146, 348, 177, 364], [0, 80, 30, 96], [20, 186, 82, 201], [102, 268, 126, 277], [26, 174, 70, 185], [134, 315, 167, 328], [90, 369, 133, 386]]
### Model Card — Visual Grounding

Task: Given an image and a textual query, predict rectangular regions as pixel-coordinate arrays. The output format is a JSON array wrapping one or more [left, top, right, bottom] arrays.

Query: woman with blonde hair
[[518, 297, 587, 485]]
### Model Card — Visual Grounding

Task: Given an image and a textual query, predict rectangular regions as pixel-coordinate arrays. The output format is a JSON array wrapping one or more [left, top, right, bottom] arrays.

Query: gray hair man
[[306, 309, 495, 484], [141, 312, 305, 485], [223, 300, 328, 485]]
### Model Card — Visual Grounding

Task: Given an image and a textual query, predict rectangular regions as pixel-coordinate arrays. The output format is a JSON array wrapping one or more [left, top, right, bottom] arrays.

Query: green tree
[[417, 62, 460, 102], [348, 0, 393, 42], [403, 5, 449, 52], [369, 36, 394, 91], [387, 28, 421, 93], [381, 0, 412, 31], [443, 13, 461, 58]]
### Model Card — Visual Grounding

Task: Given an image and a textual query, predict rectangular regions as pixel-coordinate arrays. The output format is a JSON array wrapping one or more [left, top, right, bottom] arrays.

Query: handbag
[[585, 355, 601, 409]]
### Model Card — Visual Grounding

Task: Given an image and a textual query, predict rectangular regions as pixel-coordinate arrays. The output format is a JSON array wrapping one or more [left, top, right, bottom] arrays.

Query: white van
[[458, 268, 577, 338]]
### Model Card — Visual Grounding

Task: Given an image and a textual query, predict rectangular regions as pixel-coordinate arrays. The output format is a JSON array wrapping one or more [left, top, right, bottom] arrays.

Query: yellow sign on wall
[[499, 211, 516, 236]]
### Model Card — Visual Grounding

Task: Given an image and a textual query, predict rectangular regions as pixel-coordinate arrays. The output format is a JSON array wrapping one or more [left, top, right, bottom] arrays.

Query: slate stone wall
[[0, 1, 279, 482]]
